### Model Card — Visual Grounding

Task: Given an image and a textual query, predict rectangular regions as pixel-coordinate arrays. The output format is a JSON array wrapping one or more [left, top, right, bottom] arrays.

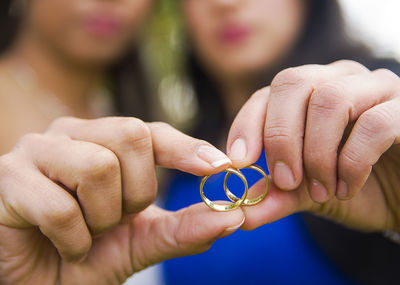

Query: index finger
[[48, 117, 232, 212]]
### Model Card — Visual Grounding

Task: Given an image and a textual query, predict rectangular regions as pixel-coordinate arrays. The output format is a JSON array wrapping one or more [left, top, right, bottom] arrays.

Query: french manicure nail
[[197, 145, 232, 168], [310, 179, 329, 203], [336, 180, 349, 200], [229, 138, 247, 161], [273, 161, 295, 189], [225, 216, 246, 232]]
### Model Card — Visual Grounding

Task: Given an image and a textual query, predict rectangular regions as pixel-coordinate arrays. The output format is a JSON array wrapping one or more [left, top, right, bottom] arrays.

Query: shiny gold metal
[[223, 164, 269, 206], [200, 167, 248, 211]]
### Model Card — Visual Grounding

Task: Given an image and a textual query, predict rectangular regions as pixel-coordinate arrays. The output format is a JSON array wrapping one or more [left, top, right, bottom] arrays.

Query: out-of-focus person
[[162, 1, 400, 284], [0, 0, 154, 153]]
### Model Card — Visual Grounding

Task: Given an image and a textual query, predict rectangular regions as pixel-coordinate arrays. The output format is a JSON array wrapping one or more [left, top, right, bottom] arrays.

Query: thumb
[[131, 204, 245, 272], [148, 122, 232, 175]]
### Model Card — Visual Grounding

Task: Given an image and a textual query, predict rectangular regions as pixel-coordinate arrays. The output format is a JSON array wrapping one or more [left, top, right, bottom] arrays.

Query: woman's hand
[[0, 117, 244, 285], [226, 60, 400, 232]]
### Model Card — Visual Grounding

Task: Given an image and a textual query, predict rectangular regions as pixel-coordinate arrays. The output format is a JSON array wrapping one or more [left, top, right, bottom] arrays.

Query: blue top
[[162, 151, 355, 285]]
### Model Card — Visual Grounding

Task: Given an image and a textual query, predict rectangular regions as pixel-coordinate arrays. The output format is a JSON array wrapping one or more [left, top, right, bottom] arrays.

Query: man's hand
[[226, 60, 400, 232]]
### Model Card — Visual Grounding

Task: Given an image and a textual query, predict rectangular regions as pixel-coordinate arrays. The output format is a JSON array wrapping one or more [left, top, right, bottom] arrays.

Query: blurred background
[[126, 1, 400, 284], [131, 0, 400, 137]]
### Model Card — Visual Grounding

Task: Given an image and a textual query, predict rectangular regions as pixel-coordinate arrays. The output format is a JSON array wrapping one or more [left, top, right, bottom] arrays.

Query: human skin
[[20, 0, 154, 65], [182, 0, 400, 231], [181, 0, 307, 131], [182, 0, 305, 80], [0, 117, 243, 284], [226, 60, 400, 232], [0, 0, 154, 152]]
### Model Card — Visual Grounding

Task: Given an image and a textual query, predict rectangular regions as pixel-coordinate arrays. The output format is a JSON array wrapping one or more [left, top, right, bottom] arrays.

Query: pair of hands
[[0, 60, 399, 284]]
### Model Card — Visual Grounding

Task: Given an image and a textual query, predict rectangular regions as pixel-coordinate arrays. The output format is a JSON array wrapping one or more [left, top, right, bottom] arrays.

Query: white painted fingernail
[[225, 216, 246, 232], [197, 145, 232, 168], [211, 158, 232, 168], [229, 138, 247, 161]]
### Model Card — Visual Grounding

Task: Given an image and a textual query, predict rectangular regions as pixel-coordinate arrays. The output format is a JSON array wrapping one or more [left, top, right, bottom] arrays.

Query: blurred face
[[182, 0, 306, 79], [23, 0, 153, 66]]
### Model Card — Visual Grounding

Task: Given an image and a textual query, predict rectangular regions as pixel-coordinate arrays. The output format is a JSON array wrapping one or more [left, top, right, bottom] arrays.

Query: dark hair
[[187, 0, 371, 143], [0, 1, 19, 53], [0, 0, 152, 121]]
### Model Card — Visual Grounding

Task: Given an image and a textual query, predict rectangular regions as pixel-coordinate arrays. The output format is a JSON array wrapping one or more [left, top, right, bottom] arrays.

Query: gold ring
[[223, 164, 269, 206], [200, 167, 248, 212]]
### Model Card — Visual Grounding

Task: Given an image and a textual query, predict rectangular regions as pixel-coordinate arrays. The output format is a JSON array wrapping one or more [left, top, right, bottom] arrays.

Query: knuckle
[[16, 133, 44, 148], [271, 67, 306, 94], [81, 148, 120, 180], [62, 236, 91, 261], [309, 82, 348, 115], [117, 118, 152, 149], [341, 146, 364, 169], [147, 121, 173, 134], [358, 108, 394, 137], [43, 199, 81, 229], [0, 153, 18, 177], [332, 60, 369, 73], [47, 116, 78, 133], [251, 87, 270, 100], [373, 68, 400, 83]]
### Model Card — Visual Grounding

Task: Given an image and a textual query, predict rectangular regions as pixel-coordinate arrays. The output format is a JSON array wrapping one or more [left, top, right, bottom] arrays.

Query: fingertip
[[228, 138, 247, 161], [211, 158, 232, 169], [224, 215, 246, 232], [197, 145, 231, 168], [227, 137, 260, 168], [218, 215, 246, 238], [272, 161, 299, 190], [308, 179, 330, 203], [186, 202, 245, 237], [171, 203, 245, 255], [336, 179, 352, 200]]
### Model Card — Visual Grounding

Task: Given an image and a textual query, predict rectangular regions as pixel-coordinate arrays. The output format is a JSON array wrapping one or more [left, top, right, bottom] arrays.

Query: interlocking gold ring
[[224, 164, 269, 205], [200, 167, 248, 212], [200, 164, 269, 212]]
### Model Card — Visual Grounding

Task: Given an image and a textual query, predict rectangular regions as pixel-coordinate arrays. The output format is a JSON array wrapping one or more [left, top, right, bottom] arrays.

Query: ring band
[[200, 167, 248, 212], [223, 164, 269, 206]]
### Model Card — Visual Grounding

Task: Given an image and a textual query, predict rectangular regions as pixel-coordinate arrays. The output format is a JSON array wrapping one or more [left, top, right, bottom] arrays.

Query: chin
[[66, 44, 130, 67], [217, 57, 272, 78]]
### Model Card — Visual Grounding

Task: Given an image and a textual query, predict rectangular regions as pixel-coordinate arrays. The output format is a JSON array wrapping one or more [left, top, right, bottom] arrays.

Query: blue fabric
[[162, 151, 355, 285]]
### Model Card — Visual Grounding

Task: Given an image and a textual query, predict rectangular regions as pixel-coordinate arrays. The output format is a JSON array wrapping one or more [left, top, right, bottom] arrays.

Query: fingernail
[[310, 179, 329, 203], [273, 161, 295, 189], [336, 180, 349, 200], [229, 138, 247, 161], [197, 145, 232, 168], [225, 216, 246, 232]]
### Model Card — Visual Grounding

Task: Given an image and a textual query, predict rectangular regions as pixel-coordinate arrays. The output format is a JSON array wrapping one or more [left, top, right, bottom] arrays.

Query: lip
[[84, 14, 123, 37], [219, 24, 251, 45]]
